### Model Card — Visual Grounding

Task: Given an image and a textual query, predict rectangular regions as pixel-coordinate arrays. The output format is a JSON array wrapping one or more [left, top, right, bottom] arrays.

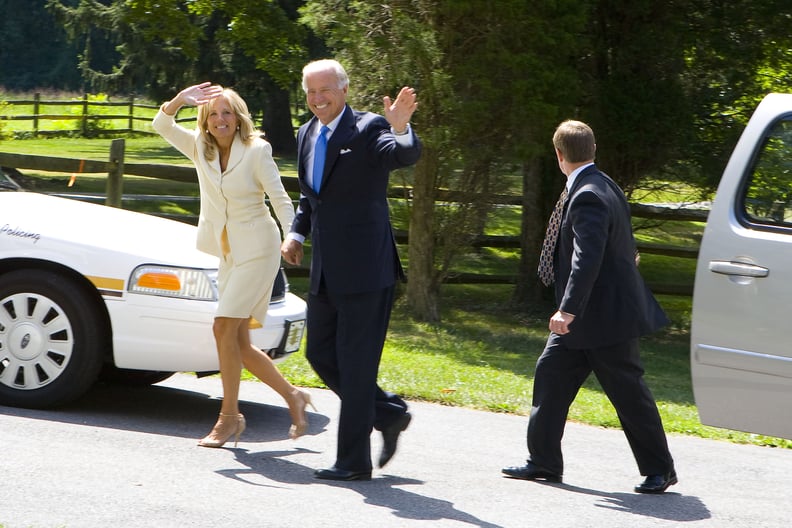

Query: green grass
[[3, 135, 789, 450], [0, 136, 298, 217], [276, 280, 791, 449], [0, 92, 188, 137], [1, 135, 181, 161]]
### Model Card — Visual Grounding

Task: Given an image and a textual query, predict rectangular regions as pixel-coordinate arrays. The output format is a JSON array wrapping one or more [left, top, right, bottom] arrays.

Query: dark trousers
[[306, 282, 407, 471], [527, 333, 674, 476]]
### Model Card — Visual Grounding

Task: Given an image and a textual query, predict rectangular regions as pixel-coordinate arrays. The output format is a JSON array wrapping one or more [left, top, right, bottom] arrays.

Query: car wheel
[[0, 269, 108, 408], [98, 365, 174, 386]]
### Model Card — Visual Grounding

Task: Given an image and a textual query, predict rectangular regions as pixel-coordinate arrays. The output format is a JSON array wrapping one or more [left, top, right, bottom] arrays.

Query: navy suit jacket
[[291, 105, 422, 295], [554, 164, 668, 349]]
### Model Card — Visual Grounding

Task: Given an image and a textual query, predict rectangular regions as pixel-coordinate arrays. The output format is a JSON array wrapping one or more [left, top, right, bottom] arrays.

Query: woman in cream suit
[[153, 83, 313, 448]]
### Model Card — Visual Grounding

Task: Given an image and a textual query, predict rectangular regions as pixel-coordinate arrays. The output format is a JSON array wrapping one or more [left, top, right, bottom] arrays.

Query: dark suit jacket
[[291, 105, 422, 295], [554, 164, 668, 349]]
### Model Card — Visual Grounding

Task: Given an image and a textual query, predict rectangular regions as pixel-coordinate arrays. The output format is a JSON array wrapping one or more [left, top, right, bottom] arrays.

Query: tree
[[17, 0, 792, 323], [300, 0, 448, 321], [0, 0, 82, 90], [582, 0, 693, 196], [301, 1, 589, 319], [574, 0, 792, 200], [46, 0, 307, 154], [676, 0, 792, 194], [185, 0, 309, 153], [46, 0, 215, 94]]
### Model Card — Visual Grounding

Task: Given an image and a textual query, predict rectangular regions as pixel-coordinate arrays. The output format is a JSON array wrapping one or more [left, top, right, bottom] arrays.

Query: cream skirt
[[216, 250, 281, 323]]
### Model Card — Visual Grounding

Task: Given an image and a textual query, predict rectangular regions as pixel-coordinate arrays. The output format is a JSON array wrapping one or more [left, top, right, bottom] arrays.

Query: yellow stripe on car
[[87, 275, 125, 292]]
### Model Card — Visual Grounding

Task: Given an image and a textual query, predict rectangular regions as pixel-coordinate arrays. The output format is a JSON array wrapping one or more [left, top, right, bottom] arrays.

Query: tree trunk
[[406, 147, 441, 322], [261, 85, 297, 157], [512, 157, 546, 304]]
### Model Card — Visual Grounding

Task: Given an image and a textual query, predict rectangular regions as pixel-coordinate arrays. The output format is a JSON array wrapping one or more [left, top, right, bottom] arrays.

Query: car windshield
[[0, 168, 21, 191]]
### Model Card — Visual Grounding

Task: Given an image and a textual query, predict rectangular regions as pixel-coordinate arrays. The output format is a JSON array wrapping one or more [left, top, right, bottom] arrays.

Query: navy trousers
[[306, 282, 408, 471]]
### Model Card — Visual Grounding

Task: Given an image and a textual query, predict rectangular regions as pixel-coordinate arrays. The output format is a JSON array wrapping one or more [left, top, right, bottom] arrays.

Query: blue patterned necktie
[[312, 125, 330, 193], [537, 187, 568, 286]]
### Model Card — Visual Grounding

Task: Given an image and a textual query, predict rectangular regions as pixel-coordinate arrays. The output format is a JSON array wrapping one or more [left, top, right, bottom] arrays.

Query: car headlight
[[129, 265, 218, 301]]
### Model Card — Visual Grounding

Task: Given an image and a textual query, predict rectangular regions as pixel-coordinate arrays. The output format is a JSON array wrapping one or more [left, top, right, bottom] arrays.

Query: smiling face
[[304, 69, 348, 125], [204, 95, 238, 144]]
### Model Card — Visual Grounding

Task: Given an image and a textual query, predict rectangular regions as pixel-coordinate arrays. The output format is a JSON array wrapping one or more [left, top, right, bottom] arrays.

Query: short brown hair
[[553, 120, 596, 163]]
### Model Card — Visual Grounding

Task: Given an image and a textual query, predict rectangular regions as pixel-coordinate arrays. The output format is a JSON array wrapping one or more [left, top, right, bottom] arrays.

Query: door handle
[[709, 260, 769, 278]]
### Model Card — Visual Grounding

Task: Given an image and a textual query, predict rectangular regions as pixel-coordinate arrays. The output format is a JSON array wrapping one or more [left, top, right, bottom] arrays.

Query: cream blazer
[[152, 108, 295, 263]]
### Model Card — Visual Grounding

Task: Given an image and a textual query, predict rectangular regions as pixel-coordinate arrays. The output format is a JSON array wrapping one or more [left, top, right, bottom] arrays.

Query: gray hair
[[301, 59, 349, 92]]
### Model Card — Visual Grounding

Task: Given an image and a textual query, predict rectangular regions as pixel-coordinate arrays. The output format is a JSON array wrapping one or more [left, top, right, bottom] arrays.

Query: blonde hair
[[196, 87, 260, 162]]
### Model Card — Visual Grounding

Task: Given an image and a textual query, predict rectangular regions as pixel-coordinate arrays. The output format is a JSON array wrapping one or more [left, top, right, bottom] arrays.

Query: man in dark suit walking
[[502, 120, 677, 493], [281, 59, 421, 481]]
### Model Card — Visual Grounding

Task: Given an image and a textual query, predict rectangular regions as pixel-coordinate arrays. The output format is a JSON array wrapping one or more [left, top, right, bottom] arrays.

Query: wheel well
[[0, 258, 115, 363]]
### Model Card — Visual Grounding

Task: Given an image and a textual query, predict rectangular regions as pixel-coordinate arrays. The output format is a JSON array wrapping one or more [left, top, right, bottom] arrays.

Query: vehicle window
[[742, 117, 792, 226]]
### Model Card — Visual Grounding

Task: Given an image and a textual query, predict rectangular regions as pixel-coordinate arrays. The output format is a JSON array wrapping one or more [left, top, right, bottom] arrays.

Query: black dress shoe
[[378, 412, 412, 468], [314, 467, 372, 481], [634, 469, 677, 494], [502, 461, 562, 483]]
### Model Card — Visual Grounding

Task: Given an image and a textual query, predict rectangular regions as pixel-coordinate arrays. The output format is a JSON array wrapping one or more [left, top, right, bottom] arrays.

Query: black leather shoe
[[502, 461, 562, 483], [378, 412, 412, 468], [634, 469, 677, 494], [314, 467, 372, 481]]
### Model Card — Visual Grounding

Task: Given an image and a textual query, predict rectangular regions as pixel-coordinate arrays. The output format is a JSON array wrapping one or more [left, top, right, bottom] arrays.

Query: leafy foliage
[[299, 0, 591, 320], [584, 1, 693, 194], [677, 0, 792, 192], [0, 0, 82, 90], [3, 0, 792, 315], [743, 119, 792, 223]]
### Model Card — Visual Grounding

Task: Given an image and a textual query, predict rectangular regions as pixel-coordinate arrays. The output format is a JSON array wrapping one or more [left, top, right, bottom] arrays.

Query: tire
[[98, 365, 174, 386], [0, 269, 108, 408]]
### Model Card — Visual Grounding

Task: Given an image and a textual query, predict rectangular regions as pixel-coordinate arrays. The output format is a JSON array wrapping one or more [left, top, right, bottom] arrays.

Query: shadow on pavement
[[223, 447, 507, 528], [560, 482, 711, 521], [0, 379, 330, 443]]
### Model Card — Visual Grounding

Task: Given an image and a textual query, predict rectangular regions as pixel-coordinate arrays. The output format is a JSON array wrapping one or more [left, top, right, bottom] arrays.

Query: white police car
[[0, 169, 305, 408]]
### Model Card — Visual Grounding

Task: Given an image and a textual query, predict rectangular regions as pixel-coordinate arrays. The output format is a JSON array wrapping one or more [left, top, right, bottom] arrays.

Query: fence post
[[33, 93, 40, 137], [128, 96, 134, 132], [81, 93, 88, 137], [105, 138, 125, 208]]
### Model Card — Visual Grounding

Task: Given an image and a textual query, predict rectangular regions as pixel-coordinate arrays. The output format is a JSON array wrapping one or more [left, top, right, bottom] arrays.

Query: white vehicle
[[692, 93, 792, 440], [0, 172, 306, 408]]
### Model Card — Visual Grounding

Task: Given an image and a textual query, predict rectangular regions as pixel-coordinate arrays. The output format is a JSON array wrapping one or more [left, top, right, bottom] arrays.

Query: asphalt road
[[1, 373, 790, 528]]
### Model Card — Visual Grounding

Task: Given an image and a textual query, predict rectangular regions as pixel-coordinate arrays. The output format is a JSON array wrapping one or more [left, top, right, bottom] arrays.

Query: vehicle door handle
[[708, 260, 769, 278]]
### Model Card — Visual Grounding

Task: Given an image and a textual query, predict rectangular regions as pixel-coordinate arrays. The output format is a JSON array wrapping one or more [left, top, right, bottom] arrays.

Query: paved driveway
[[1, 373, 790, 528]]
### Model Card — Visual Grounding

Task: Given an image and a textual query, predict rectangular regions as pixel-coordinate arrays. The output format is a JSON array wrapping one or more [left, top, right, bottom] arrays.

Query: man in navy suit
[[281, 59, 421, 481], [502, 120, 677, 493]]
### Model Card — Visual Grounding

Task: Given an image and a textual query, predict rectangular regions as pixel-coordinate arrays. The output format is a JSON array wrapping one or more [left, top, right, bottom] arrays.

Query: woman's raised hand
[[180, 82, 224, 106]]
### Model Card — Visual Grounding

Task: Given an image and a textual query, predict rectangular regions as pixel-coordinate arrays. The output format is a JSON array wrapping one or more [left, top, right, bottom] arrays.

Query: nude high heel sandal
[[198, 413, 246, 448], [288, 390, 316, 440]]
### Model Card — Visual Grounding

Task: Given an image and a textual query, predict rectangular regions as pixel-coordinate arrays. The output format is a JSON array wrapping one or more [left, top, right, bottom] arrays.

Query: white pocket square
[[340, 148, 352, 154]]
